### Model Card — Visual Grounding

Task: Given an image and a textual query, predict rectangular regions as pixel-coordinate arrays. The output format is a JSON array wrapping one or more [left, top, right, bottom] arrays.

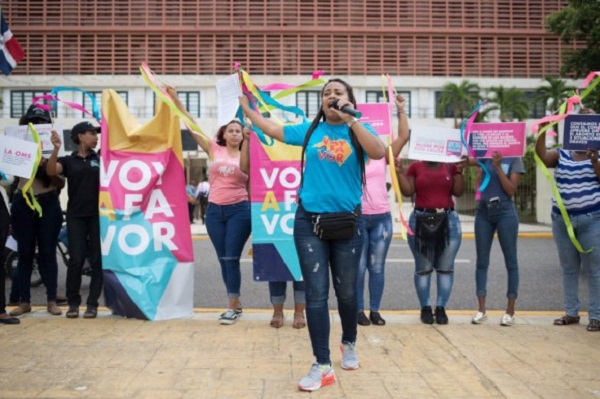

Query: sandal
[[83, 306, 98, 319], [270, 312, 284, 328], [553, 315, 580, 326], [293, 312, 306, 329], [587, 319, 600, 332], [357, 311, 370, 326], [66, 306, 79, 319], [369, 311, 386, 326]]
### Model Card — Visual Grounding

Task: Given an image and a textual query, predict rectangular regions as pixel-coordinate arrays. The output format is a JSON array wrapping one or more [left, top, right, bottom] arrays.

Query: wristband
[[347, 117, 360, 128]]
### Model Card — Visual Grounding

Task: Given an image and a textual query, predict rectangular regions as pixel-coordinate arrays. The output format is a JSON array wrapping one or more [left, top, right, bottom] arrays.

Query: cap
[[22, 105, 52, 124], [70, 121, 100, 138]]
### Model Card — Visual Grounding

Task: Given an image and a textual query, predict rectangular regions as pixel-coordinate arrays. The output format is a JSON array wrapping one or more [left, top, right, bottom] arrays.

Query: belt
[[415, 207, 453, 213], [15, 189, 57, 200]]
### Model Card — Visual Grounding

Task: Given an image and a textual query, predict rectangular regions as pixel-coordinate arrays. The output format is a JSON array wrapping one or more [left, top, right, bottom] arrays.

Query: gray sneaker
[[219, 309, 239, 325], [340, 341, 359, 370], [298, 363, 335, 391]]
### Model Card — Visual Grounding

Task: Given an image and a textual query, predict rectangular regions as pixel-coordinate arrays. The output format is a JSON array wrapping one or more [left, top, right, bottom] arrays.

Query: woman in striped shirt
[[535, 108, 600, 332]]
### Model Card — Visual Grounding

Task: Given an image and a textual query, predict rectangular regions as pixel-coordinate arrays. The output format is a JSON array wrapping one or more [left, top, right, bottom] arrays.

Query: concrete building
[[0, 0, 580, 222]]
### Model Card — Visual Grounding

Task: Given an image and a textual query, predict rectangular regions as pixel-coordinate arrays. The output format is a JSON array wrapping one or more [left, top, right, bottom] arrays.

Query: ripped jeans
[[407, 210, 462, 308], [294, 205, 362, 365], [206, 201, 251, 298]]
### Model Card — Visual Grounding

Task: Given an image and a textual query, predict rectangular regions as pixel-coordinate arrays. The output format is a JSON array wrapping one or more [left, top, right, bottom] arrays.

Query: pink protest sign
[[468, 122, 526, 158], [356, 103, 392, 136]]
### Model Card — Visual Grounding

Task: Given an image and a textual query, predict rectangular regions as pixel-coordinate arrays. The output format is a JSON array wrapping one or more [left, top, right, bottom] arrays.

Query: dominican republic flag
[[0, 9, 25, 75]]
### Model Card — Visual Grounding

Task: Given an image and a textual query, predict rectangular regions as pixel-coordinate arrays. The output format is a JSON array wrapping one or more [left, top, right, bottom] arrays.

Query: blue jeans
[[11, 191, 62, 303], [408, 210, 461, 307], [268, 281, 305, 305], [294, 205, 362, 365], [475, 200, 519, 300], [552, 210, 600, 320], [206, 201, 251, 299], [357, 212, 393, 312]]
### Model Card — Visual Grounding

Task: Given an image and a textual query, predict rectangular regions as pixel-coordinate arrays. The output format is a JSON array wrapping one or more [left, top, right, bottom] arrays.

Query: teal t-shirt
[[283, 121, 377, 213]]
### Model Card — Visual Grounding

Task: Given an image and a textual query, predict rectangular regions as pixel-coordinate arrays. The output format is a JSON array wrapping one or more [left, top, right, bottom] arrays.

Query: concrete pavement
[[0, 308, 598, 398]]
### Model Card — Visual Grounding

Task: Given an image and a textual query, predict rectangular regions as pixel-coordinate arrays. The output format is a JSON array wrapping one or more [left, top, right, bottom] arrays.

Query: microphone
[[329, 99, 362, 119]]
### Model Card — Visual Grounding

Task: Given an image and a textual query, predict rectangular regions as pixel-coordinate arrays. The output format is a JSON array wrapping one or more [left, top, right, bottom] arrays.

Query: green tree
[[547, 0, 600, 110], [436, 80, 481, 128], [535, 76, 574, 113], [478, 86, 529, 122]]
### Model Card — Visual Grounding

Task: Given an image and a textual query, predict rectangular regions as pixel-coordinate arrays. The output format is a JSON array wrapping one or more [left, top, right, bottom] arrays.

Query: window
[[154, 91, 200, 118], [366, 90, 412, 117], [296, 91, 321, 119], [10, 90, 55, 119], [82, 91, 129, 118], [523, 91, 546, 119]]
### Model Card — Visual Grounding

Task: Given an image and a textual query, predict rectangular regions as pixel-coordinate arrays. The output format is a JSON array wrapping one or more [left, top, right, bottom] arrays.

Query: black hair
[[298, 78, 366, 195], [215, 120, 244, 150]]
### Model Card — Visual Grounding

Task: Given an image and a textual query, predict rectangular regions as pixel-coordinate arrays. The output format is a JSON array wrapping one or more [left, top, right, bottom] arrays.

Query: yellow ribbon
[[21, 123, 43, 216], [533, 74, 600, 252], [139, 64, 213, 158]]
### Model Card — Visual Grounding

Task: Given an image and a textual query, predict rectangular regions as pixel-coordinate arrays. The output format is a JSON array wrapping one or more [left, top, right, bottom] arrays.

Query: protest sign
[[408, 126, 466, 162], [0, 135, 38, 178], [468, 122, 526, 158], [563, 114, 600, 150]]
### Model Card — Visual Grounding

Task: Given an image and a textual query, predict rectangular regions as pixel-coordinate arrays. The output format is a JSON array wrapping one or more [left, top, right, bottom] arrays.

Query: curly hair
[[215, 120, 244, 150]]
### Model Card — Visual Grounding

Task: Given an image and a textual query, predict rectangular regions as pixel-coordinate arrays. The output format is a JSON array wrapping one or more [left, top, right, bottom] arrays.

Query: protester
[[241, 78, 386, 391], [0, 172, 19, 325], [195, 178, 209, 224], [168, 86, 251, 325], [239, 127, 306, 329], [535, 108, 600, 332], [396, 136, 466, 325], [357, 94, 408, 327], [470, 152, 524, 326], [9, 105, 63, 317], [47, 121, 102, 319], [185, 180, 196, 224]]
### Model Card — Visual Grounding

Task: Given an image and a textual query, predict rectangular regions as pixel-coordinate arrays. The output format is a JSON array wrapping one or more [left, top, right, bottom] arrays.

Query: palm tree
[[478, 86, 530, 122], [536, 76, 574, 114], [436, 80, 481, 127]]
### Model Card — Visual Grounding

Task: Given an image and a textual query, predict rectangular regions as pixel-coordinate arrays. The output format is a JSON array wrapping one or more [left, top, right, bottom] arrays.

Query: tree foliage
[[478, 86, 529, 122], [547, 0, 600, 110], [535, 76, 575, 113], [436, 80, 481, 128]]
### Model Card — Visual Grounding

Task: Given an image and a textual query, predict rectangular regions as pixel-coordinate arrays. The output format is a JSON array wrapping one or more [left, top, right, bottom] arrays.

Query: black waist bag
[[312, 211, 357, 240], [415, 212, 449, 261]]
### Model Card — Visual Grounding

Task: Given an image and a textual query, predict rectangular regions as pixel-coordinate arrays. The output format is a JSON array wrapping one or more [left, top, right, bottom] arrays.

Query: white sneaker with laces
[[340, 342, 360, 370], [500, 313, 514, 326], [219, 309, 239, 325], [298, 363, 335, 391], [472, 311, 488, 324]]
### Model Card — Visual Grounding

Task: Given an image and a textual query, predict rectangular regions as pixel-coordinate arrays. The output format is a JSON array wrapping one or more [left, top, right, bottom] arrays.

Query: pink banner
[[356, 103, 392, 136], [468, 122, 526, 158]]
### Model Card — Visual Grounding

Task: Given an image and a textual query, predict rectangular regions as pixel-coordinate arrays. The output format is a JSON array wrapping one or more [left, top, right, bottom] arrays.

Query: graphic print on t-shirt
[[313, 136, 352, 166]]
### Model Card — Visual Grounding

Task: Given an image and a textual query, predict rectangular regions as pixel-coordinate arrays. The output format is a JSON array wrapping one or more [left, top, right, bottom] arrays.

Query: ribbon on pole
[[139, 63, 212, 154], [532, 71, 600, 253], [21, 123, 43, 216], [460, 100, 488, 199], [382, 75, 411, 238]]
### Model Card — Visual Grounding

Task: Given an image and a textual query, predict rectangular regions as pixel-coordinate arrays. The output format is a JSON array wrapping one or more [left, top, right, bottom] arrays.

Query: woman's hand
[[394, 157, 404, 175], [587, 149, 599, 164], [50, 130, 62, 149], [395, 94, 406, 115], [491, 151, 503, 169]]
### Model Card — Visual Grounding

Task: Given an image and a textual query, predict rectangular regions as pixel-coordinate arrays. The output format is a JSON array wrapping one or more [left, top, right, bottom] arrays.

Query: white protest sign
[[408, 126, 466, 162], [0, 135, 39, 178], [216, 73, 242, 127], [4, 124, 66, 157]]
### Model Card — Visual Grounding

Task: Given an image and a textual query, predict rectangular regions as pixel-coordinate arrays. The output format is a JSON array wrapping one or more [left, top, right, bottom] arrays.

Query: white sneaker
[[298, 363, 336, 391], [471, 311, 487, 324], [340, 342, 360, 370], [500, 313, 514, 326]]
